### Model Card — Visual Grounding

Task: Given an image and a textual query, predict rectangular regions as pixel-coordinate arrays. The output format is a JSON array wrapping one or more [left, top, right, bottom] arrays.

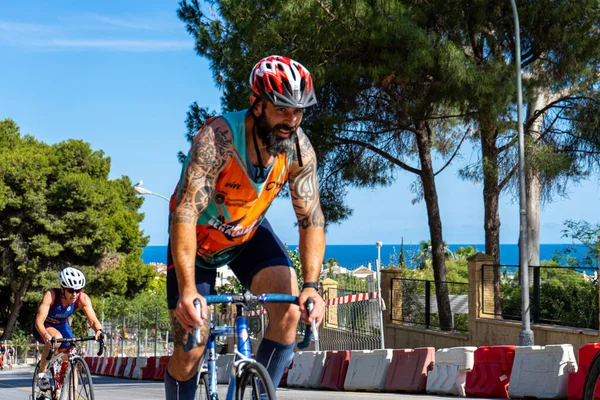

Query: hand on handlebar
[[43, 334, 54, 350], [298, 289, 325, 328], [174, 288, 208, 333], [94, 329, 104, 342]]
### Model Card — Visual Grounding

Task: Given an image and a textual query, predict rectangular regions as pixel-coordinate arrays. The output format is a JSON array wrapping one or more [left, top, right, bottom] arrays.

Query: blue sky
[[2, 1, 599, 246]]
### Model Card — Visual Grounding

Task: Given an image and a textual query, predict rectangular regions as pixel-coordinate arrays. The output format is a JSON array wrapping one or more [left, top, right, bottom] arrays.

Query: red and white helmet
[[249, 55, 317, 108], [59, 267, 86, 290]]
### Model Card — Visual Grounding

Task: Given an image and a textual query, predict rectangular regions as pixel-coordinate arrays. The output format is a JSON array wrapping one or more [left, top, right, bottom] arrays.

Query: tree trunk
[[524, 89, 546, 268], [480, 118, 503, 316], [415, 121, 453, 330], [1, 278, 30, 341]]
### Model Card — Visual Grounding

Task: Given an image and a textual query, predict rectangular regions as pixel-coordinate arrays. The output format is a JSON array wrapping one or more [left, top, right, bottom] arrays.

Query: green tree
[[455, 246, 478, 261], [398, 238, 406, 268], [0, 120, 150, 340], [436, 1, 600, 313]]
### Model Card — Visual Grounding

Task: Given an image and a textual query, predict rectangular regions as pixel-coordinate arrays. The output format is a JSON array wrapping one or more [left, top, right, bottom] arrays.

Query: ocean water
[[140, 243, 591, 270]]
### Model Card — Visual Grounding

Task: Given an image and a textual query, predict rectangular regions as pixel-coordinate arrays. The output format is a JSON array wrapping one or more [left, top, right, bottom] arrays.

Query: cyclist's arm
[[35, 290, 54, 343], [170, 118, 233, 326], [79, 292, 103, 332], [288, 130, 326, 325]]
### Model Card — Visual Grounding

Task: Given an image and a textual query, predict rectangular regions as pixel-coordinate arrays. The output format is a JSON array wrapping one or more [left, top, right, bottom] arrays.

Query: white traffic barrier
[[508, 344, 577, 399], [426, 346, 477, 396], [99, 357, 109, 375], [344, 349, 393, 392], [216, 354, 235, 384], [131, 357, 148, 380], [123, 357, 136, 378], [288, 351, 327, 388], [113, 357, 123, 377]]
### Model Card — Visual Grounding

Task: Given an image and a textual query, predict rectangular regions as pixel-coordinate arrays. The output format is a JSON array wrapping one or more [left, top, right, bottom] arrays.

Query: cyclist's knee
[[168, 346, 203, 381], [267, 304, 301, 329]]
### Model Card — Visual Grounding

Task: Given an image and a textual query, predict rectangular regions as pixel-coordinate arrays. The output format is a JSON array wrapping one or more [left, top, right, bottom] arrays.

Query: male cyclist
[[166, 55, 326, 399], [33, 267, 103, 392]]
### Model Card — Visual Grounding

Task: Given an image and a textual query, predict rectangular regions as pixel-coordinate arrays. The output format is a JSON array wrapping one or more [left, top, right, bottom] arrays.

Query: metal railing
[[321, 288, 383, 350], [390, 278, 469, 333], [481, 264, 599, 329]]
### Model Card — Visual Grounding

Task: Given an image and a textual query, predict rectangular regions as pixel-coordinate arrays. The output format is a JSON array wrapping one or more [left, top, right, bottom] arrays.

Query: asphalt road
[[0, 365, 506, 400]]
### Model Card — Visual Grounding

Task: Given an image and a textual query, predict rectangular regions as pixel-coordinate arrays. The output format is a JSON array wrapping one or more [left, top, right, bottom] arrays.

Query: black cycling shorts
[[166, 218, 293, 309]]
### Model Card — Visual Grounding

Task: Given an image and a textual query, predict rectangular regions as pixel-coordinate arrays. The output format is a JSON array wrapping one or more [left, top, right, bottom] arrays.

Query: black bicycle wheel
[[196, 372, 212, 400], [235, 362, 276, 400], [32, 361, 42, 400], [32, 360, 59, 400], [66, 357, 95, 400], [584, 351, 600, 400]]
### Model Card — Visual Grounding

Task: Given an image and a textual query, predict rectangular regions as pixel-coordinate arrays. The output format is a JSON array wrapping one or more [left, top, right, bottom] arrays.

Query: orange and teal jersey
[[169, 110, 293, 268]]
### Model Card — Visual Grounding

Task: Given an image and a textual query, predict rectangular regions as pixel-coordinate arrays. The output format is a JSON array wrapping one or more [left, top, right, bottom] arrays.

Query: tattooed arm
[[170, 117, 233, 331], [288, 129, 326, 326]]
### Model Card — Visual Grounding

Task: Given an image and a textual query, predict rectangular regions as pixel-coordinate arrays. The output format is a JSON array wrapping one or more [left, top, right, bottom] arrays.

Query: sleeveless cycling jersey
[[44, 288, 80, 326], [169, 110, 293, 268]]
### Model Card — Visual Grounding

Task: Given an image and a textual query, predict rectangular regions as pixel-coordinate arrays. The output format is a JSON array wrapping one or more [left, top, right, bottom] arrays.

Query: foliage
[[0, 119, 150, 339], [398, 239, 406, 268], [176, 0, 471, 225], [553, 220, 600, 268], [288, 246, 303, 287], [8, 326, 30, 358], [455, 246, 478, 261], [501, 265, 598, 329]]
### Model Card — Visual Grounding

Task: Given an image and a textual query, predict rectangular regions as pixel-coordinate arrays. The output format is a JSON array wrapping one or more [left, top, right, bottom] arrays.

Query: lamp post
[[133, 181, 169, 202], [510, 0, 534, 346], [375, 241, 386, 349]]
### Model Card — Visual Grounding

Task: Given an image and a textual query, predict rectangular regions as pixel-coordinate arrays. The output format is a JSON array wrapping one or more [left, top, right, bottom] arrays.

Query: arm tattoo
[[172, 122, 233, 225], [290, 132, 325, 229]]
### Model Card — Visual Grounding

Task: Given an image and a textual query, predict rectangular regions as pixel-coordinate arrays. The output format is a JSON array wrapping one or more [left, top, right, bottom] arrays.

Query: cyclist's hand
[[298, 289, 325, 328], [94, 329, 104, 342], [43, 333, 54, 349], [174, 288, 208, 333]]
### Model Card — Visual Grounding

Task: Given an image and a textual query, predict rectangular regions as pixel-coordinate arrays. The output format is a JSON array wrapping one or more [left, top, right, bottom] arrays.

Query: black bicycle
[[32, 335, 104, 400]]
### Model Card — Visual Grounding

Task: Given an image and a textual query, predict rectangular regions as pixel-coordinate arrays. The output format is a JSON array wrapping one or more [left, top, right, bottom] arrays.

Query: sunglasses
[[62, 287, 81, 294]]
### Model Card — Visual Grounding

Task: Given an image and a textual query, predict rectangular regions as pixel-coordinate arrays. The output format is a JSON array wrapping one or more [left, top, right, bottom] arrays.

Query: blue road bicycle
[[183, 292, 315, 400]]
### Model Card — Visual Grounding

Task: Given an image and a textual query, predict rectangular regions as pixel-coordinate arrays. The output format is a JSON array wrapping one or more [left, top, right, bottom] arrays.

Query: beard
[[255, 114, 297, 157]]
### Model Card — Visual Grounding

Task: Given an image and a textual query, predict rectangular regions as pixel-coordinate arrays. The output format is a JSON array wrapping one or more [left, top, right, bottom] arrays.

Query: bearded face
[[255, 112, 297, 157]]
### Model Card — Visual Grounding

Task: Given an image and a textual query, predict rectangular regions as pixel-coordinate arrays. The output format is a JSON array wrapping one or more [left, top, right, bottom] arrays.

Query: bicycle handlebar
[[45, 334, 105, 361], [183, 292, 317, 352]]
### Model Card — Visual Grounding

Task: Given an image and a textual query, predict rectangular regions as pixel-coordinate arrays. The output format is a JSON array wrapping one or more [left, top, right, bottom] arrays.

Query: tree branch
[[331, 136, 422, 174], [434, 126, 471, 176], [498, 162, 518, 191], [314, 0, 344, 24]]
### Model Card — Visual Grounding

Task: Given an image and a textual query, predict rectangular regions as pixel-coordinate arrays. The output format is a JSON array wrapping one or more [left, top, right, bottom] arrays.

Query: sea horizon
[[141, 243, 593, 270]]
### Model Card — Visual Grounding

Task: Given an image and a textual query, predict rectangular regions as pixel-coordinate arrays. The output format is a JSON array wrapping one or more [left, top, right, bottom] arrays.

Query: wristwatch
[[302, 282, 319, 291]]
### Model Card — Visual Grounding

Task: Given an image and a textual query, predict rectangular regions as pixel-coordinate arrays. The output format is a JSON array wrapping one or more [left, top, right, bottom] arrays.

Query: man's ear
[[249, 94, 263, 117]]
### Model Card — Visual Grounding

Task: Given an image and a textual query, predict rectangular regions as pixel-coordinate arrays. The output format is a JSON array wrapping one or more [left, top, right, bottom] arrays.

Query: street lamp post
[[375, 241, 386, 349], [510, 0, 534, 346], [133, 181, 170, 202]]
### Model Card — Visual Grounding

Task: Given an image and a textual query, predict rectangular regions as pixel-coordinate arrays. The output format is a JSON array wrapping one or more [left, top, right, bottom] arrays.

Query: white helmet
[[58, 267, 86, 290]]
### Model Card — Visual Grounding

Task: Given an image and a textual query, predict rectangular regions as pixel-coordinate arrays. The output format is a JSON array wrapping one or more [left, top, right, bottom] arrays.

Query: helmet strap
[[295, 133, 303, 168], [248, 110, 266, 181]]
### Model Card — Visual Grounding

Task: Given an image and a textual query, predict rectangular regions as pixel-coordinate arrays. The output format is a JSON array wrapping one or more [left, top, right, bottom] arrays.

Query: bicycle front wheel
[[235, 362, 276, 400], [196, 372, 211, 400], [66, 357, 95, 400], [32, 361, 42, 400]]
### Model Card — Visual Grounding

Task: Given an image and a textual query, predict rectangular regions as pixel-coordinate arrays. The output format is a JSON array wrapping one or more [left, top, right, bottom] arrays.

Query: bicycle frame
[[185, 292, 314, 400], [202, 313, 254, 400]]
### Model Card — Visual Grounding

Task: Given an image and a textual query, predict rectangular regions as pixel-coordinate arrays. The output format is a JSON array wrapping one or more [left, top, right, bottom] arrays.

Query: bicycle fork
[[205, 324, 219, 399], [224, 315, 253, 400]]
